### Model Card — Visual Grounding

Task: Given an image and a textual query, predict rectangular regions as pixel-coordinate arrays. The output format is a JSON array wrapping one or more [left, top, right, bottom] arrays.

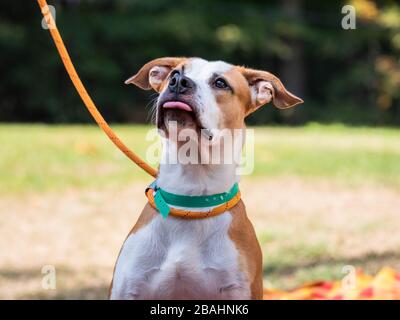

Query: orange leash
[[36, 0, 158, 178], [37, 0, 242, 218]]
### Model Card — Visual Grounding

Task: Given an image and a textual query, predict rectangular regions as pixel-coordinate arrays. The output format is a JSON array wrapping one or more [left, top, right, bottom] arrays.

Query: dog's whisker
[[145, 96, 159, 124]]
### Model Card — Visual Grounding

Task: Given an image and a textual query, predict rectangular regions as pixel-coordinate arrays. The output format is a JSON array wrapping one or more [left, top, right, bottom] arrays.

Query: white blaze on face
[[182, 58, 233, 130]]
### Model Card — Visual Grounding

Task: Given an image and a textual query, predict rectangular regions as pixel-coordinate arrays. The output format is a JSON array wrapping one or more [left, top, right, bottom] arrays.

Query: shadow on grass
[[0, 266, 74, 280], [263, 250, 400, 277], [23, 285, 109, 300], [0, 266, 109, 299]]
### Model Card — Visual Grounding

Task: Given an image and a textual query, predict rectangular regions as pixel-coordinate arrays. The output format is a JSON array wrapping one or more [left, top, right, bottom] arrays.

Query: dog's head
[[126, 57, 303, 139]]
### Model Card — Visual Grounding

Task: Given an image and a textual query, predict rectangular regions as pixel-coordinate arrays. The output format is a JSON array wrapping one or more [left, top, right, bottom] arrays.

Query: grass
[[253, 123, 400, 188], [0, 123, 400, 298], [0, 123, 399, 194], [0, 124, 153, 193]]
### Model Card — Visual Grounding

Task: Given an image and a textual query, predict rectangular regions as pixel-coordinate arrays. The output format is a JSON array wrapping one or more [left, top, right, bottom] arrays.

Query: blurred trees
[[0, 0, 399, 125]]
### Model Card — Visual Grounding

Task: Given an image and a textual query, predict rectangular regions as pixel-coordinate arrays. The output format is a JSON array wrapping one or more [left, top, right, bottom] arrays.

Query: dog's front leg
[[110, 266, 160, 300], [110, 224, 165, 300]]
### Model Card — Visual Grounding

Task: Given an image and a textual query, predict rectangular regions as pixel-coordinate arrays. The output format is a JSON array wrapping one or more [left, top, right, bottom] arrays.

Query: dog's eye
[[214, 78, 229, 90]]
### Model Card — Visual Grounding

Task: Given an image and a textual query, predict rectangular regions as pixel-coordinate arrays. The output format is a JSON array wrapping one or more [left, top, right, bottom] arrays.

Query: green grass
[[253, 123, 400, 187], [1, 123, 399, 193], [1, 123, 400, 297]]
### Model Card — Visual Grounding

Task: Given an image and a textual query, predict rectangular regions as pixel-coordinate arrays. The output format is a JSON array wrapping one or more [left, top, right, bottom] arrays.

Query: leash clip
[[146, 181, 170, 219]]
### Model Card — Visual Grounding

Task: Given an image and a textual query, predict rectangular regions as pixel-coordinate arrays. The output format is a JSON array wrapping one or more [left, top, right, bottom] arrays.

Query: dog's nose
[[168, 72, 194, 94]]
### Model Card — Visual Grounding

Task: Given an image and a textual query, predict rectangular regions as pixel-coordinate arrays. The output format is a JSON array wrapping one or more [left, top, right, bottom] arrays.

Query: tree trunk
[[280, 0, 306, 124]]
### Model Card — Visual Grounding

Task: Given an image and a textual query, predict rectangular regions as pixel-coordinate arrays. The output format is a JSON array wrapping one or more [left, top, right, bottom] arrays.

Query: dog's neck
[[157, 138, 239, 196]]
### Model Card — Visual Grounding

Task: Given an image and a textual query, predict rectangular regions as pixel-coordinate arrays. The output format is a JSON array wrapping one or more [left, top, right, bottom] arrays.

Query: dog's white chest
[[111, 212, 250, 299]]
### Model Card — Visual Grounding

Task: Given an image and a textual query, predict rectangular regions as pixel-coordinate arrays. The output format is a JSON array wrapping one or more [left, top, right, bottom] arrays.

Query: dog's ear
[[125, 57, 186, 92], [237, 67, 303, 113]]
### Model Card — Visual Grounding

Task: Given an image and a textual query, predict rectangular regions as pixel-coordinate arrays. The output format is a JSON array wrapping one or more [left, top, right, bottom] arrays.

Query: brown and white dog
[[110, 57, 303, 300]]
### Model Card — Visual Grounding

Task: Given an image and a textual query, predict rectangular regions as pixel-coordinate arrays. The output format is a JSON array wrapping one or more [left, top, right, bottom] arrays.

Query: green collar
[[146, 181, 239, 218]]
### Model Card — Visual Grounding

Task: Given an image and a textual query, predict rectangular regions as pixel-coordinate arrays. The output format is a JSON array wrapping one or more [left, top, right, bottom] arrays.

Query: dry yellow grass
[[1, 178, 400, 299]]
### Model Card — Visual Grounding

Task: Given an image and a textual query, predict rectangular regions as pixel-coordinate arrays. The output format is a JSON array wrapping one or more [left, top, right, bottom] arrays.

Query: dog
[[109, 57, 303, 300]]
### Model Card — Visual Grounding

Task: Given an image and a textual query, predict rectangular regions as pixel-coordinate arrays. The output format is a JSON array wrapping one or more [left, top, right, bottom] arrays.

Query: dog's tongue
[[163, 101, 192, 112]]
